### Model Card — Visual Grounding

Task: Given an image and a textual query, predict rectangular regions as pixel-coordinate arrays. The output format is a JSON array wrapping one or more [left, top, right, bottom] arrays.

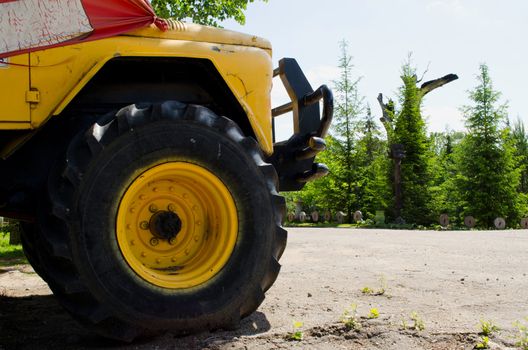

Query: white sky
[[222, 0, 528, 141]]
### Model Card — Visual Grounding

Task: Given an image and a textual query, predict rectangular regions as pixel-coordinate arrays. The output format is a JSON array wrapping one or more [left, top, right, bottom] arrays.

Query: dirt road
[[1, 228, 527, 349]]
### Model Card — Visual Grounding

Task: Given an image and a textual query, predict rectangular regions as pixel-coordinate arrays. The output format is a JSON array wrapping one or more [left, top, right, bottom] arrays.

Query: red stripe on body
[[1, 0, 166, 58]]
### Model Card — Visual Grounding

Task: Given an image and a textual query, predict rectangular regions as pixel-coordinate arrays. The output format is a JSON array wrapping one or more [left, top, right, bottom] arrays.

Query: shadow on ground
[[0, 293, 271, 349]]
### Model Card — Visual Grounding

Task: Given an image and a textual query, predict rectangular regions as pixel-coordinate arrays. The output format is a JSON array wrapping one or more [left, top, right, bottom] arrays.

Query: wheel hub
[[116, 162, 238, 289], [149, 210, 182, 241]]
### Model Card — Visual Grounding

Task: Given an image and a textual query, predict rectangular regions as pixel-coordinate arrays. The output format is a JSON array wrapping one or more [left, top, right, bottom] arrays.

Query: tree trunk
[[394, 158, 402, 219]]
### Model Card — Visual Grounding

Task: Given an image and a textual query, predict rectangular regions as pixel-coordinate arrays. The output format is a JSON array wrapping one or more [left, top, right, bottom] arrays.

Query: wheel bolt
[[149, 204, 158, 213], [150, 238, 159, 246], [140, 221, 149, 230], [168, 204, 176, 212], [169, 237, 177, 245]]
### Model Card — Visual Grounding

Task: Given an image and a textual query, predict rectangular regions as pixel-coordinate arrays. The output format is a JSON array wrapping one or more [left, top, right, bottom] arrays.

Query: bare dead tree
[[377, 72, 458, 221]]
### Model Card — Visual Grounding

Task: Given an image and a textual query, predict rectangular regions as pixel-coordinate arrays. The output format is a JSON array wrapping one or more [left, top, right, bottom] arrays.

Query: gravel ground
[[1, 228, 528, 349]]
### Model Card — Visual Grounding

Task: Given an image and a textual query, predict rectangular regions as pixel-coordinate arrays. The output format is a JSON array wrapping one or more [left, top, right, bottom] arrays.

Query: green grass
[[0, 232, 27, 265], [341, 304, 361, 331], [287, 321, 304, 341], [410, 311, 425, 331], [479, 319, 500, 336], [475, 336, 489, 349], [514, 317, 528, 350], [368, 308, 380, 319], [361, 286, 374, 294]]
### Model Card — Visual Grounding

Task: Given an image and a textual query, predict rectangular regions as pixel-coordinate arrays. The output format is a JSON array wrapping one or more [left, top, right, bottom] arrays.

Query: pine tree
[[512, 119, 528, 193], [392, 61, 433, 224], [354, 108, 390, 217], [327, 40, 365, 222], [429, 130, 464, 223], [511, 118, 528, 216], [378, 55, 457, 225], [455, 64, 520, 227]]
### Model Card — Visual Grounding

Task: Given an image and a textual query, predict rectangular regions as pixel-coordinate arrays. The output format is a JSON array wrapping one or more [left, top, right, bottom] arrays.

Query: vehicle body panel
[[0, 54, 30, 125], [0, 24, 274, 154]]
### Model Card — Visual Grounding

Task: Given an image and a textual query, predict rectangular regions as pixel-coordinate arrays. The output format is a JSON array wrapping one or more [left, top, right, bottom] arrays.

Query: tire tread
[[28, 101, 287, 341]]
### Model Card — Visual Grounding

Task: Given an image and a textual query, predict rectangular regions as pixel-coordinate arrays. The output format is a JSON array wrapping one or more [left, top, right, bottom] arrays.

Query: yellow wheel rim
[[116, 162, 238, 289]]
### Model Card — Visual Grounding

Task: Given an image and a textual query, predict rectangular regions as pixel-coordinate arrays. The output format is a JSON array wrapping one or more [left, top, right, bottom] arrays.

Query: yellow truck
[[0, 8, 332, 341]]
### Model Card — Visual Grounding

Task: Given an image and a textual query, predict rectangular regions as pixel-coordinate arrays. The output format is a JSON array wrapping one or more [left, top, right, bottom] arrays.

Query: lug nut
[[140, 221, 149, 230], [149, 204, 158, 213], [169, 237, 177, 245], [168, 204, 176, 212], [149, 238, 159, 246]]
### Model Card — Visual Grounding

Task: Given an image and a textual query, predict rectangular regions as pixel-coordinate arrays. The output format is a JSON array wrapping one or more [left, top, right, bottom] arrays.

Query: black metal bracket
[[268, 58, 333, 191]]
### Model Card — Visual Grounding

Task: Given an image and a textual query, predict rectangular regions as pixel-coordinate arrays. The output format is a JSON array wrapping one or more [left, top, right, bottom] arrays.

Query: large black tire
[[20, 222, 45, 277], [31, 101, 287, 341]]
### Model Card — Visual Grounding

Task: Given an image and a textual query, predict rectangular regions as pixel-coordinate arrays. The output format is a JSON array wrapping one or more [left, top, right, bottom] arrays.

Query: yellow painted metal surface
[[125, 22, 272, 51], [0, 54, 30, 125], [116, 161, 238, 289], [24, 24, 273, 154]]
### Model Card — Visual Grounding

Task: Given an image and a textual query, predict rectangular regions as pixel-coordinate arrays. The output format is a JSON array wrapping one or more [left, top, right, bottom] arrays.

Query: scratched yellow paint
[[2, 23, 274, 155]]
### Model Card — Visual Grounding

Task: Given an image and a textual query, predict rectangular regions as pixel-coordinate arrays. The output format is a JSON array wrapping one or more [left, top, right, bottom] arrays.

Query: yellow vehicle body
[[0, 23, 274, 155], [0, 18, 333, 342]]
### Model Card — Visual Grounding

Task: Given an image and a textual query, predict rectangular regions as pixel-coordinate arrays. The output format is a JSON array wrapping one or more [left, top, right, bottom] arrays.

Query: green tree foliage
[[354, 108, 391, 217], [292, 50, 526, 228], [454, 64, 521, 227], [296, 136, 347, 214], [390, 59, 433, 224], [303, 40, 365, 222], [511, 119, 528, 216], [297, 42, 390, 222], [151, 0, 266, 26], [429, 130, 464, 223], [512, 119, 528, 193]]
